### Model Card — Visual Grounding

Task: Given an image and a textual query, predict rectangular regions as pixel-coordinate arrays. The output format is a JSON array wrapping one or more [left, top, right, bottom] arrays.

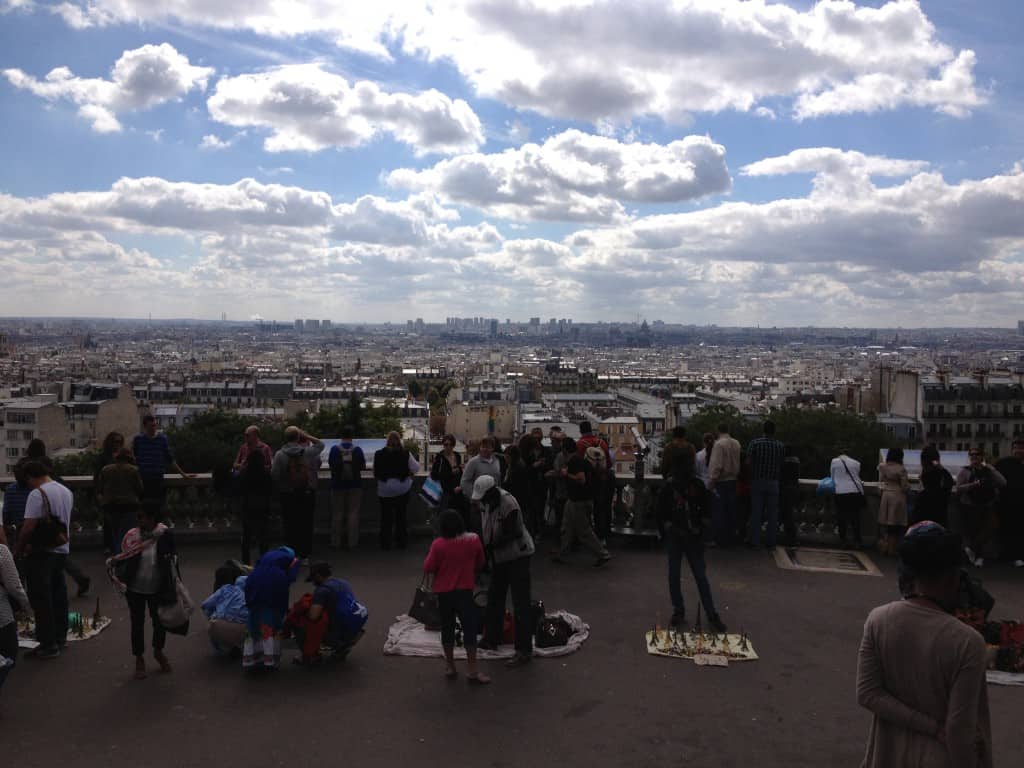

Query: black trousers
[[126, 591, 166, 657], [779, 485, 800, 546], [0, 621, 18, 692], [836, 493, 863, 544], [438, 589, 478, 648], [484, 556, 533, 655], [241, 514, 270, 566], [281, 490, 315, 559], [378, 493, 409, 550], [25, 552, 68, 652]]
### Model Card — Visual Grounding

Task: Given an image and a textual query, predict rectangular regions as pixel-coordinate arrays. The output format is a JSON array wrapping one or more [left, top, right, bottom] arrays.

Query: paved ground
[[5, 537, 1024, 768]]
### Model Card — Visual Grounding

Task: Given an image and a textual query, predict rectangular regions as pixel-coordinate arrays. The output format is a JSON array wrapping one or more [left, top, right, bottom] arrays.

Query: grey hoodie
[[480, 489, 535, 564], [272, 440, 324, 492]]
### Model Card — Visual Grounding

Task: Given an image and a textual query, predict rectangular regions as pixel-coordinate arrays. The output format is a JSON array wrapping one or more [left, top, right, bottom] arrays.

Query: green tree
[[364, 400, 402, 437], [165, 410, 252, 475], [53, 450, 101, 479], [346, 394, 365, 437], [403, 438, 421, 460], [407, 379, 423, 399]]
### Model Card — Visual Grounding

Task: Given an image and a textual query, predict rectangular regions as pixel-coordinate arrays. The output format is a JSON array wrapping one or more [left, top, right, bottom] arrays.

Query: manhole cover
[[773, 547, 881, 576]]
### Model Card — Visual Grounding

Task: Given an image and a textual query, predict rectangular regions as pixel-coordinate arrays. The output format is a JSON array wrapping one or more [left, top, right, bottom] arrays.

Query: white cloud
[[388, 129, 731, 222], [3, 43, 213, 132], [46, 1, 986, 123], [206, 63, 483, 155], [200, 133, 237, 150]]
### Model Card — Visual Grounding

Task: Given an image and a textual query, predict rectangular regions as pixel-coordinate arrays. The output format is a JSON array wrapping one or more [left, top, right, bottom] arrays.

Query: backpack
[[584, 445, 607, 473], [336, 446, 356, 484], [287, 452, 309, 489]]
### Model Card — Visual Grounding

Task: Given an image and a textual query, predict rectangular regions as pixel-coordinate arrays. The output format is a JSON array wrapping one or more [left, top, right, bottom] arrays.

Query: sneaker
[[505, 653, 532, 668], [669, 610, 686, 628], [26, 647, 60, 660], [593, 554, 612, 568], [964, 546, 976, 562], [0, 654, 13, 669], [1014, 560, 1024, 568], [77, 577, 91, 598], [708, 614, 728, 633], [974, 557, 984, 568]]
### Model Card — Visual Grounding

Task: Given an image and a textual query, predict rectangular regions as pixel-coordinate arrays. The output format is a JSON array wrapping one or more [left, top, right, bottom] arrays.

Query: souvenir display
[[644, 613, 758, 663]]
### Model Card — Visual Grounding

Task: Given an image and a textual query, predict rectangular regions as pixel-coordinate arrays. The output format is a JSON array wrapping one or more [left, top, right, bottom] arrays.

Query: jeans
[[438, 589, 478, 648], [127, 591, 166, 657], [484, 556, 533, 655], [557, 499, 609, 558], [666, 529, 717, 617], [281, 490, 315, 559], [711, 481, 737, 546], [378, 493, 409, 550], [836, 493, 863, 544], [241, 515, 269, 566], [749, 479, 780, 547], [592, 475, 612, 540], [779, 485, 800, 546], [330, 488, 363, 548], [25, 552, 68, 652], [0, 621, 18, 692]]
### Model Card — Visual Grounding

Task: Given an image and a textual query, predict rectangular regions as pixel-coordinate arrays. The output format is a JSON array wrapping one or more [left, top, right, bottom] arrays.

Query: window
[[938, 405, 945, 416], [992, 443, 1000, 458], [956, 405, 965, 416], [8, 412, 34, 424], [21, 430, 33, 441], [5, 447, 19, 458], [5, 430, 16, 440]]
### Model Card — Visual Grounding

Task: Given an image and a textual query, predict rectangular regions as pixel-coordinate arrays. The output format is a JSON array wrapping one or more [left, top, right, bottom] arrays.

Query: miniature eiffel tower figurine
[[649, 618, 659, 648], [739, 630, 749, 652], [694, 603, 703, 638], [93, 597, 102, 630]]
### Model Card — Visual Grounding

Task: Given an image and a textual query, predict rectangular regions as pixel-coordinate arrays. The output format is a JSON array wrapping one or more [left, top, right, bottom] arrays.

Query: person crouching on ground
[[423, 510, 489, 684], [243, 547, 300, 670], [202, 574, 249, 658], [857, 521, 991, 767], [473, 475, 535, 668], [286, 562, 368, 666], [107, 507, 177, 680]]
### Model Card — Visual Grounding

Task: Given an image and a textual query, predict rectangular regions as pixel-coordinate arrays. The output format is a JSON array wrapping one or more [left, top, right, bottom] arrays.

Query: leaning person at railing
[[271, 426, 324, 565], [133, 413, 196, 518], [373, 431, 420, 551], [830, 449, 865, 550]]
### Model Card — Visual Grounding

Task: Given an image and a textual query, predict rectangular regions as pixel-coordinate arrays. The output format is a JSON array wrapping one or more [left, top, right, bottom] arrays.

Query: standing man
[[746, 421, 785, 549], [831, 448, 865, 550], [545, 427, 568, 534], [857, 521, 992, 767], [996, 438, 1024, 568], [552, 438, 611, 567], [708, 423, 741, 547], [272, 426, 325, 564], [461, 436, 503, 534], [576, 421, 614, 542], [233, 425, 272, 474], [473, 476, 535, 668], [954, 450, 1005, 568], [16, 461, 74, 659], [133, 414, 195, 517], [660, 427, 696, 484], [328, 427, 366, 550]]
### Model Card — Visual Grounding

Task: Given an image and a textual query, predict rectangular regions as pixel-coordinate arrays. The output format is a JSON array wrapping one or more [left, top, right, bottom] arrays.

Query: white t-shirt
[[24, 481, 74, 554], [830, 455, 864, 496]]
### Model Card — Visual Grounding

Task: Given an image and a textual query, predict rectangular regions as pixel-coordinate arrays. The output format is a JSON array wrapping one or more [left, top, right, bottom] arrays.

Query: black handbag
[[27, 488, 69, 553], [408, 580, 441, 630], [536, 615, 572, 648]]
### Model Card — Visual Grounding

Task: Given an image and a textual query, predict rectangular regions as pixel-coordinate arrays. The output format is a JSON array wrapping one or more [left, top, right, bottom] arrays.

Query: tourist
[[460, 436, 503, 499], [232, 425, 272, 475], [1, 460, 31, 552], [328, 426, 366, 550], [201, 573, 249, 657], [913, 444, 954, 528], [857, 521, 991, 767], [746, 420, 785, 549], [503, 444, 532, 526], [544, 427, 568, 533], [243, 546, 300, 669], [657, 472, 727, 631], [288, 562, 368, 665], [660, 427, 696, 484], [552, 438, 611, 567], [108, 506, 177, 680], [473, 475, 535, 667], [779, 446, 801, 547], [93, 431, 125, 554], [876, 448, 910, 556], [955, 450, 1006, 568], [0, 539, 30, 696], [526, 427, 551, 535], [576, 421, 613, 542], [830, 449, 865, 549], [271, 426, 324, 563], [995, 438, 1024, 568], [430, 433, 465, 520], [96, 448, 144, 556], [373, 431, 420, 550], [423, 510, 489, 684], [239, 449, 272, 566], [708, 423, 741, 547], [133, 414, 195, 516], [694, 432, 715, 490], [15, 460, 74, 660]]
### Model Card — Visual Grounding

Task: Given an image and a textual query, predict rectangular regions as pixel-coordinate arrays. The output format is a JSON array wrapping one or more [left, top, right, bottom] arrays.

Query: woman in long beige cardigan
[[877, 448, 910, 555]]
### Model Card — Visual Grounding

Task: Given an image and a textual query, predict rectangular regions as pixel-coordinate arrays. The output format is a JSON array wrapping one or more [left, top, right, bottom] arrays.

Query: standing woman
[[373, 432, 420, 550], [0, 540, 30, 698], [914, 444, 954, 527], [877, 448, 910, 556], [239, 450, 273, 565], [96, 448, 144, 556], [94, 431, 125, 555], [503, 445, 532, 527], [108, 507, 177, 680], [431, 434, 465, 520]]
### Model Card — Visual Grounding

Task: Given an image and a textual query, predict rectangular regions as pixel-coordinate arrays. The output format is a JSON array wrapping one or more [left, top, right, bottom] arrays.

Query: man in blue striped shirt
[[132, 414, 194, 515], [746, 420, 785, 549]]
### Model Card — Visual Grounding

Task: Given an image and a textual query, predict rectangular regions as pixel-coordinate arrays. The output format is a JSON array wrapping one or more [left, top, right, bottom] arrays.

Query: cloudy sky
[[1, 1, 1022, 326]]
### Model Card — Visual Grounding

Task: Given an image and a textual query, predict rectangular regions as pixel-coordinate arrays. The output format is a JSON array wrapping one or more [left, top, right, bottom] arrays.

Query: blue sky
[[1, 1, 1022, 326]]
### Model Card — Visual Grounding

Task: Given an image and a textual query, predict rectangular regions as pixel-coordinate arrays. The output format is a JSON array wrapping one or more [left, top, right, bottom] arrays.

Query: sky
[[0, 0, 1022, 327]]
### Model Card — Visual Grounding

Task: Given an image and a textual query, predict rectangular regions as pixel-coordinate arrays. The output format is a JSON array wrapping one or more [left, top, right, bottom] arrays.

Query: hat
[[585, 447, 604, 464], [471, 474, 496, 501], [306, 561, 332, 582]]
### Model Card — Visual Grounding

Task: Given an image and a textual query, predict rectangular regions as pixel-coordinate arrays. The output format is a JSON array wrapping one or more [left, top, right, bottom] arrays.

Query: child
[[423, 510, 489, 684]]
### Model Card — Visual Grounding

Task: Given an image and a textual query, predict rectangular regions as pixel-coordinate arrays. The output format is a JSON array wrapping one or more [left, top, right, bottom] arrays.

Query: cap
[[471, 474, 496, 501], [306, 561, 332, 582]]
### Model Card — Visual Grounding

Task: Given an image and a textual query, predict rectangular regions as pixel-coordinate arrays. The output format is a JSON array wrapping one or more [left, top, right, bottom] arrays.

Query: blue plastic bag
[[816, 476, 836, 496]]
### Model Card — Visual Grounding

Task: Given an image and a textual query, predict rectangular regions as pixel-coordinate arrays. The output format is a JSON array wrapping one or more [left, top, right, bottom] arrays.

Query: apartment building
[[1, 399, 68, 474]]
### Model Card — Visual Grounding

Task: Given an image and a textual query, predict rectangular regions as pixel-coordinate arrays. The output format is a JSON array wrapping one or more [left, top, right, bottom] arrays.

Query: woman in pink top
[[423, 510, 489, 684]]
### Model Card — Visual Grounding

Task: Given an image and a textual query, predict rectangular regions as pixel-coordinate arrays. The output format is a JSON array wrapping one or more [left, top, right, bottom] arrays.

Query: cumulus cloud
[[206, 63, 483, 154], [47, 1, 986, 123], [3, 43, 212, 132], [388, 130, 731, 222]]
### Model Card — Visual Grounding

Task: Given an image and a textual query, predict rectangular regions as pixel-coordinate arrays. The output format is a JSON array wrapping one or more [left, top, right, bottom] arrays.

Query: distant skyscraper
[[294, 319, 304, 332], [1019, 320, 1024, 335], [322, 319, 332, 329], [306, 319, 320, 330]]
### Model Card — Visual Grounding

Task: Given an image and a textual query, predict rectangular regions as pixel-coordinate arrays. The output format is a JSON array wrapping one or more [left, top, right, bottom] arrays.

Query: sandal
[[444, 665, 458, 680], [154, 651, 172, 674], [467, 672, 491, 685]]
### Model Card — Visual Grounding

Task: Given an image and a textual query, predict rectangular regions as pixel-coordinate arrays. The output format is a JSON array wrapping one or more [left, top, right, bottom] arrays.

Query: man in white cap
[[472, 475, 535, 667]]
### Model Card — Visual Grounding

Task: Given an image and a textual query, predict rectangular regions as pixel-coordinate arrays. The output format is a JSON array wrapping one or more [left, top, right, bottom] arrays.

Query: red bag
[[502, 610, 515, 644], [1000, 621, 1024, 647]]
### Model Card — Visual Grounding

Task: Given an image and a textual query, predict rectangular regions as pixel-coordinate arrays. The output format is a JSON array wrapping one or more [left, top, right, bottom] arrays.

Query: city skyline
[[1, 1, 1023, 326]]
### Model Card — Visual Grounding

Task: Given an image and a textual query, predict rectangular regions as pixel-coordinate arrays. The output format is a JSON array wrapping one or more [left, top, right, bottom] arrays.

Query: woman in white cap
[[472, 475, 535, 668]]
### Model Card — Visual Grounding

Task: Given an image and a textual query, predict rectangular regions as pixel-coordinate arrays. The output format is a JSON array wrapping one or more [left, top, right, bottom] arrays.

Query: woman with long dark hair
[[94, 431, 125, 554], [913, 444, 953, 527], [373, 431, 420, 550], [877, 448, 910, 556]]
